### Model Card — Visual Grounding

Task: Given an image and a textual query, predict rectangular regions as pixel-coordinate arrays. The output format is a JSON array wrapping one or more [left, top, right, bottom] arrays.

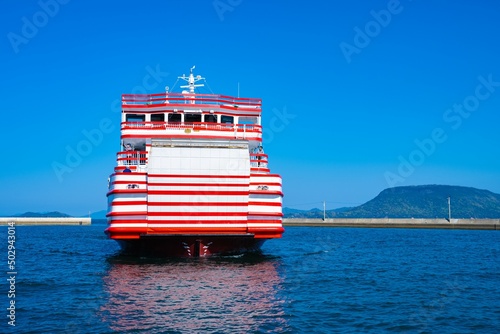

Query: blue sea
[[2, 222, 499, 333]]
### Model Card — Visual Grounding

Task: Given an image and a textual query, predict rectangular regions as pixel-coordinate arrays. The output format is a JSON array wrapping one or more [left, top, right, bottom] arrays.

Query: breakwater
[[0, 217, 91, 226], [283, 218, 499, 230]]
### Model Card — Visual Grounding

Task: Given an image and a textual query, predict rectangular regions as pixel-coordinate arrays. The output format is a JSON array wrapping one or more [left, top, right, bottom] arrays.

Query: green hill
[[285, 185, 500, 218]]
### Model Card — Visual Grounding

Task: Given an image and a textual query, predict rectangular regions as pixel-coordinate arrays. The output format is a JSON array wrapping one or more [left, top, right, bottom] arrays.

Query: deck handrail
[[117, 150, 148, 166], [122, 93, 261, 108], [250, 153, 268, 168], [121, 122, 262, 133]]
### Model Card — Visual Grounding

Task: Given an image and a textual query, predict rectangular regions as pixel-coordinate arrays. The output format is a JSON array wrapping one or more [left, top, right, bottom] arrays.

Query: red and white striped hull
[[106, 139, 284, 257]]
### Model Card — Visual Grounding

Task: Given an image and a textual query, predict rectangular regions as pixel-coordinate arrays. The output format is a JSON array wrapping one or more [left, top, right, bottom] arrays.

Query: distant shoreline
[[0, 217, 91, 226], [1, 217, 498, 230], [283, 218, 499, 230]]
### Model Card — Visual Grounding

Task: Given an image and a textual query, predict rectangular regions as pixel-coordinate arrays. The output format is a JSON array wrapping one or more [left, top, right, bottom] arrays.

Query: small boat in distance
[[105, 66, 284, 257]]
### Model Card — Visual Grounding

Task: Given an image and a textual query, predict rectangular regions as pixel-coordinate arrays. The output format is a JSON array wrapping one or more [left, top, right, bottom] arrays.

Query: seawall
[[283, 218, 499, 230], [0, 217, 92, 226]]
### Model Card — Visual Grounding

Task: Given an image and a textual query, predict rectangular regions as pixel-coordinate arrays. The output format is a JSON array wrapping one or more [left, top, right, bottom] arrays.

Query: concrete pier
[[283, 218, 499, 230], [0, 217, 91, 226]]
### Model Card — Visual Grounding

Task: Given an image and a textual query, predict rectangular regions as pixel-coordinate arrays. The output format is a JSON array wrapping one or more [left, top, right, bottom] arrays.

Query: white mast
[[179, 66, 205, 94]]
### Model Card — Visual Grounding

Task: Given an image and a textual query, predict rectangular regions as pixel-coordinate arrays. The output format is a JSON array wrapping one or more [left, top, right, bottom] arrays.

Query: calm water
[[2, 222, 499, 333]]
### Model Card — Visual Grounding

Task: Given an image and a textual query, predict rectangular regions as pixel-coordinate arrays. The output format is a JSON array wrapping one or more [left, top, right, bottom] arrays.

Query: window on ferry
[[204, 114, 217, 123], [125, 114, 145, 122], [184, 114, 202, 123], [238, 117, 258, 125], [221, 115, 234, 124], [123, 139, 146, 151], [151, 114, 165, 122], [168, 113, 181, 122]]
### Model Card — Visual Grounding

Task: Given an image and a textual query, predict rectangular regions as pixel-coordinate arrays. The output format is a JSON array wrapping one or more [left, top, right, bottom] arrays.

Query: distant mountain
[[2, 210, 107, 219], [285, 185, 500, 219], [282, 207, 307, 215], [284, 207, 352, 219], [14, 211, 72, 218]]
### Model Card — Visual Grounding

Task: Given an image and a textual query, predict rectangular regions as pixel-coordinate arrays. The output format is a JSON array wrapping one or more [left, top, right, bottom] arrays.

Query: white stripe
[[146, 223, 248, 228], [147, 216, 247, 221], [247, 223, 283, 227], [109, 223, 148, 228]]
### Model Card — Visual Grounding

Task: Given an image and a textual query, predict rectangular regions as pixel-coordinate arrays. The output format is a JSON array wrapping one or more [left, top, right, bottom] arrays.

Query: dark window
[[168, 113, 181, 122], [151, 114, 165, 122], [126, 114, 145, 122], [185, 114, 202, 123], [204, 114, 217, 123], [221, 115, 234, 124]]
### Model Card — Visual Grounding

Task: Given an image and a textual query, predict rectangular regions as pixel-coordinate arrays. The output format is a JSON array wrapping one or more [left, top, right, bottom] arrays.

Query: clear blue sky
[[2, 0, 500, 215]]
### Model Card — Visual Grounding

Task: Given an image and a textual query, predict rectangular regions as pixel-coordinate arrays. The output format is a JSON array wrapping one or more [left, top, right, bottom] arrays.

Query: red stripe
[[123, 125, 260, 133], [148, 201, 247, 206], [148, 211, 248, 217], [146, 227, 248, 234], [248, 212, 284, 217], [148, 190, 249, 196], [146, 220, 248, 224], [121, 134, 260, 140], [106, 219, 148, 224], [148, 174, 249, 179], [250, 231, 283, 237], [250, 173, 281, 178], [112, 181, 148, 185], [122, 92, 261, 102], [122, 104, 261, 111], [249, 190, 283, 196], [148, 182, 248, 187], [110, 202, 280, 208], [107, 211, 147, 217], [110, 172, 147, 177], [249, 182, 281, 186], [247, 220, 283, 224], [111, 201, 148, 206], [251, 167, 270, 172], [122, 99, 261, 107], [121, 94, 258, 102], [107, 189, 147, 196]]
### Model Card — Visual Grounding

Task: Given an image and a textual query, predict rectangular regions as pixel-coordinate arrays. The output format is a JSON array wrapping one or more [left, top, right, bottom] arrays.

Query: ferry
[[105, 67, 284, 257]]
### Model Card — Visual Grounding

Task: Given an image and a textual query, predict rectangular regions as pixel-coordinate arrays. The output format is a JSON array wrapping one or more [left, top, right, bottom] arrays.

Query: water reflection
[[100, 254, 289, 333]]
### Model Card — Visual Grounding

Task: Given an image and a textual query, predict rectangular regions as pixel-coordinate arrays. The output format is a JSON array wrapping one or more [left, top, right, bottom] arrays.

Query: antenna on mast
[[179, 65, 205, 94]]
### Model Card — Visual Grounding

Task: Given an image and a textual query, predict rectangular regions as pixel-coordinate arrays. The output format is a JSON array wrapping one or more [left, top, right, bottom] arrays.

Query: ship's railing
[[117, 151, 148, 166], [250, 153, 268, 168], [122, 122, 262, 133], [122, 93, 261, 108]]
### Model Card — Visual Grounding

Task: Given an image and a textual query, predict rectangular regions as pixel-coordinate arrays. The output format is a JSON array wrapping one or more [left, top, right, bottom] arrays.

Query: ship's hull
[[115, 234, 266, 257], [107, 77, 284, 257]]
